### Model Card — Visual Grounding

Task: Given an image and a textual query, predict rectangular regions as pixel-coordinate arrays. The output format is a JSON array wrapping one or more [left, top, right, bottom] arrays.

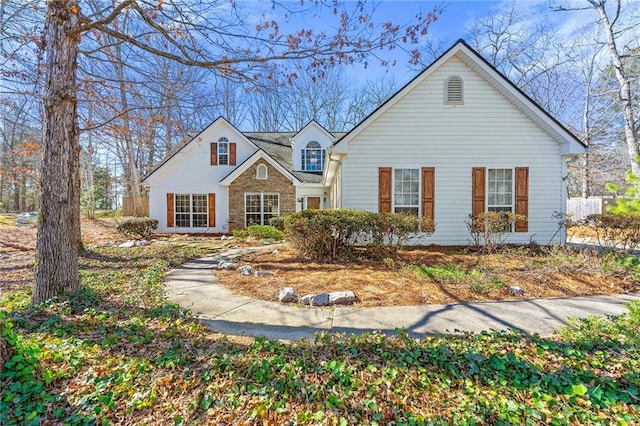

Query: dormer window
[[210, 137, 236, 166], [256, 164, 268, 180], [217, 137, 229, 165], [444, 76, 463, 105], [302, 141, 324, 172]]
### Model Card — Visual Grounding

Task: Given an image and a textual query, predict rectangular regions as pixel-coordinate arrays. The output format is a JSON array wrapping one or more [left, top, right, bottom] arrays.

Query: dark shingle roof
[[143, 125, 344, 184], [245, 132, 327, 184]]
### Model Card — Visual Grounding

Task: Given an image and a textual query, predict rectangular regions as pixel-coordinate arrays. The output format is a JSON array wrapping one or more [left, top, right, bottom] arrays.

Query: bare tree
[[28, 0, 440, 304], [342, 77, 399, 129], [555, 0, 640, 175]]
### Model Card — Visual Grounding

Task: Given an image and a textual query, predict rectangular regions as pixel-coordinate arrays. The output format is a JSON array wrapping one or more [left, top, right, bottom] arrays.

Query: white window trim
[[175, 193, 208, 228], [393, 168, 420, 216], [244, 192, 280, 227], [256, 164, 268, 180], [486, 168, 514, 213], [301, 141, 325, 172], [218, 137, 229, 165]]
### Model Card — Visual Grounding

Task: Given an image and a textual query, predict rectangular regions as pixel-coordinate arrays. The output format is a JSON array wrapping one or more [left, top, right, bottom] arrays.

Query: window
[[256, 164, 268, 180], [175, 194, 208, 227], [444, 76, 463, 105], [487, 169, 513, 213], [245, 193, 279, 226], [217, 137, 229, 165], [302, 141, 324, 172], [393, 168, 419, 216]]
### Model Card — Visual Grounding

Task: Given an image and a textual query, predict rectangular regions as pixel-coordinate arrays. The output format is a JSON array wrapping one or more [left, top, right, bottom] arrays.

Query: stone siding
[[228, 160, 296, 230]]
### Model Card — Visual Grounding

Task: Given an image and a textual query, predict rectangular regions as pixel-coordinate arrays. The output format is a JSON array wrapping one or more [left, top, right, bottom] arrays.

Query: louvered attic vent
[[445, 76, 463, 105]]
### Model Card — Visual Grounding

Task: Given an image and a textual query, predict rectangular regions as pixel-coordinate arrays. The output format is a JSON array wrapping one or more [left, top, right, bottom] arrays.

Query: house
[[142, 118, 339, 233], [142, 40, 586, 244]]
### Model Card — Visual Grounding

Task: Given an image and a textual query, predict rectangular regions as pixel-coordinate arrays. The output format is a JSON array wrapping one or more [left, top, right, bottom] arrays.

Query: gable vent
[[445, 76, 464, 105]]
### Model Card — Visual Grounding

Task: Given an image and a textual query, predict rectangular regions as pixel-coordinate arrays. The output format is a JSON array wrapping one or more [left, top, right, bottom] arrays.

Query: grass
[[0, 213, 18, 226], [93, 210, 122, 219], [1, 242, 640, 424]]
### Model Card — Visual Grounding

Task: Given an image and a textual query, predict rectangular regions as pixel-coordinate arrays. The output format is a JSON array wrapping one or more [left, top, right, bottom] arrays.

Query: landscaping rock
[[254, 271, 273, 277], [239, 265, 253, 276], [328, 291, 356, 305], [310, 293, 330, 306], [509, 286, 524, 296], [278, 287, 298, 303], [300, 294, 314, 305], [118, 240, 149, 248], [217, 261, 235, 270]]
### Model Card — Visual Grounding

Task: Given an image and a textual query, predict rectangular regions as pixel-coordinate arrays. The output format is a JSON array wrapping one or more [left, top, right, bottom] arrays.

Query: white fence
[[566, 197, 602, 221]]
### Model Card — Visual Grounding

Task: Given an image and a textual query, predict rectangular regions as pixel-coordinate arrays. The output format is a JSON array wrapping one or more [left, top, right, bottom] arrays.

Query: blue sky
[[341, 1, 505, 83]]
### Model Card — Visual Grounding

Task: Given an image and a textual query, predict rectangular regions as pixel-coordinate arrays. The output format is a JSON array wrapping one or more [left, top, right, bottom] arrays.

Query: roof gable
[[219, 150, 301, 186], [292, 120, 335, 146], [142, 116, 257, 183], [332, 40, 585, 155]]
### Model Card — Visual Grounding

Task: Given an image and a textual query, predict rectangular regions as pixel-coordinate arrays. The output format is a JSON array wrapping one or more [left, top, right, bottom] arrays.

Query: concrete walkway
[[164, 247, 639, 340]]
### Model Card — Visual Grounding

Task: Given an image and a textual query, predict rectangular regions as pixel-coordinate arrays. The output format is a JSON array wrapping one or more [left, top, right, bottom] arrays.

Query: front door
[[306, 196, 321, 210]]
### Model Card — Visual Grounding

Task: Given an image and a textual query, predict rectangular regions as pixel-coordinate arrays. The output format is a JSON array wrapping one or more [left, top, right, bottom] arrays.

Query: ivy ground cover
[[1, 238, 640, 424]]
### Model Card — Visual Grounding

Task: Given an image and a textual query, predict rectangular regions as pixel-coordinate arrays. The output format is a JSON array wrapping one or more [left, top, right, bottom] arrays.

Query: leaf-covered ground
[[1, 237, 640, 424], [218, 244, 638, 306]]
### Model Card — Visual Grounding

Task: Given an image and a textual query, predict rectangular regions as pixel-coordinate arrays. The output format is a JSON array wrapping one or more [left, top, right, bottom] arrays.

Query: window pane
[[393, 168, 419, 216], [176, 214, 190, 227], [487, 168, 513, 208], [175, 194, 190, 213], [192, 194, 207, 213], [395, 207, 419, 216], [218, 142, 229, 165], [192, 214, 208, 227]]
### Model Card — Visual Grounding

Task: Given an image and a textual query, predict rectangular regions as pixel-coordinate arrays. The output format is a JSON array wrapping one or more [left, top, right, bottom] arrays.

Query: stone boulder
[[217, 261, 236, 270], [118, 240, 149, 248], [300, 294, 314, 305], [328, 291, 356, 305], [238, 265, 253, 276], [509, 286, 524, 296], [310, 293, 330, 306], [254, 271, 273, 277], [278, 287, 298, 303]]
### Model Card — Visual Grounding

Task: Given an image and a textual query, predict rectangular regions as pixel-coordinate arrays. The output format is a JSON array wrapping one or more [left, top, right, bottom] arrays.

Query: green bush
[[116, 217, 158, 238], [283, 209, 433, 262], [247, 225, 284, 241], [233, 225, 284, 242]]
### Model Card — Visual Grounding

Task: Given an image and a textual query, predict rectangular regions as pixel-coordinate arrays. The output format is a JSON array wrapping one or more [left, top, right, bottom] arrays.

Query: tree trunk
[[593, 0, 639, 176], [33, 0, 81, 305]]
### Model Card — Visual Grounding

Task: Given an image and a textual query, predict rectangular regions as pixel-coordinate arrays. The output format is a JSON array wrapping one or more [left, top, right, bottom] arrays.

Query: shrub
[[284, 209, 433, 262], [233, 225, 284, 242], [465, 211, 526, 252], [371, 213, 434, 258], [269, 216, 285, 231], [246, 225, 285, 241], [582, 213, 640, 252], [116, 217, 158, 238]]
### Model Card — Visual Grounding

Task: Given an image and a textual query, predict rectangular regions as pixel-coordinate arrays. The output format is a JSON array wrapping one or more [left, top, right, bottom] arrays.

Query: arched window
[[217, 137, 229, 165], [256, 164, 268, 180], [444, 76, 464, 105], [302, 141, 324, 172]]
